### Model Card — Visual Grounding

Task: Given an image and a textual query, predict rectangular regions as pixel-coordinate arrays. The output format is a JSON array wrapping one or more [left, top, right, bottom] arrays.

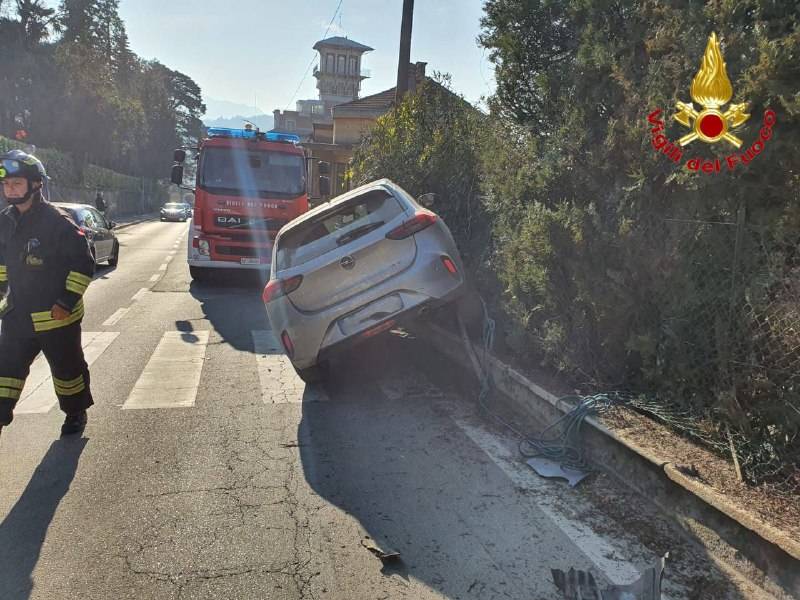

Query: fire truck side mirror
[[319, 176, 331, 197], [171, 164, 184, 185], [318, 161, 330, 176], [173, 149, 186, 163]]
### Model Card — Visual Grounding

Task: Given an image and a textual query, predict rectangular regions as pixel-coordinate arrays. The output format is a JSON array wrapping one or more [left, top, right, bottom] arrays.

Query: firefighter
[[0, 150, 96, 438]]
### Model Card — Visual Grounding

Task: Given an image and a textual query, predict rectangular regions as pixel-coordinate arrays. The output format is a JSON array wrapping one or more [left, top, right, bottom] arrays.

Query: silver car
[[160, 202, 189, 222], [263, 179, 465, 383]]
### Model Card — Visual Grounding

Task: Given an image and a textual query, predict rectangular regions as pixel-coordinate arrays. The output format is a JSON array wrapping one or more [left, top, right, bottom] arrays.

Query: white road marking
[[149, 274, 160, 283], [158, 263, 168, 271], [450, 413, 645, 586], [103, 307, 130, 327], [131, 287, 149, 302], [15, 332, 120, 414], [123, 331, 210, 409], [251, 330, 327, 403]]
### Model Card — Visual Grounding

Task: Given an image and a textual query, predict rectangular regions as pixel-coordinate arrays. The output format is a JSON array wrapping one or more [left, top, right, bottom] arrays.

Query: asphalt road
[[0, 220, 775, 600]]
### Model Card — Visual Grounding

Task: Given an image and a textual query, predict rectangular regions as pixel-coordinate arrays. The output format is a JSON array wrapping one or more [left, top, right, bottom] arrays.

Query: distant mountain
[[203, 97, 263, 120], [203, 114, 275, 131]]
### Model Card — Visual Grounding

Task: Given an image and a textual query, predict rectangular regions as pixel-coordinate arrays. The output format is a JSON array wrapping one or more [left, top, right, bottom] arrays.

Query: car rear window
[[276, 189, 404, 270]]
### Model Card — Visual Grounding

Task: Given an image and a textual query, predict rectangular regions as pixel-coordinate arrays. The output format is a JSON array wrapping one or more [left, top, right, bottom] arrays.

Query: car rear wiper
[[335, 221, 385, 246]]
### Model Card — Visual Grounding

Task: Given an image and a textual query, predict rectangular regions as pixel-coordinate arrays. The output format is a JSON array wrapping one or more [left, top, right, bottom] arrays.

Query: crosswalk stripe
[[251, 330, 327, 404], [15, 332, 120, 414], [123, 331, 210, 410], [103, 307, 130, 327]]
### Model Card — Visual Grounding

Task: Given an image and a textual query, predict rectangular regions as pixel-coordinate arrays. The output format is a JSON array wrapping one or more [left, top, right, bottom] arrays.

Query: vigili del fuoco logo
[[648, 33, 776, 174]]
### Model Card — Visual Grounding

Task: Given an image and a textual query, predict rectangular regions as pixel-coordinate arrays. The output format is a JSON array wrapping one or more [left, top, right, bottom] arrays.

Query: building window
[[286, 119, 296, 131], [349, 57, 357, 75], [335, 163, 347, 193], [338, 55, 345, 74], [326, 53, 334, 73]]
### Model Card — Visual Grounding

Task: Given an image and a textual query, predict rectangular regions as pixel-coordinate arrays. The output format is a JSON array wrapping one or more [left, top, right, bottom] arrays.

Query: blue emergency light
[[266, 132, 301, 143], [207, 127, 257, 139], [206, 127, 300, 144]]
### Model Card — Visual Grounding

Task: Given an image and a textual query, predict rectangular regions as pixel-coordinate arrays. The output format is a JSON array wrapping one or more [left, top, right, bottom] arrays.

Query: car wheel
[[294, 361, 329, 384], [108, 241, 119, 267], [189, 266, 209, 282]]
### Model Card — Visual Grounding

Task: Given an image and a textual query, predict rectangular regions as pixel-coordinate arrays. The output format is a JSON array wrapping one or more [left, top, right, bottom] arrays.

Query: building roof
[[332, 88, 397, 118], [313, 36, 373, 52]]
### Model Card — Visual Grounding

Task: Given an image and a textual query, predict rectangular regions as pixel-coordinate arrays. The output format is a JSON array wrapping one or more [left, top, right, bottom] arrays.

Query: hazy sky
[[114, 1, 496, 117]]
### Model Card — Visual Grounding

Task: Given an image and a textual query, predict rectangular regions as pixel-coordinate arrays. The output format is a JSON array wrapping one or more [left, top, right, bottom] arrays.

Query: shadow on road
[[188, 270, 270, 352], [0, 437, 87, 600], [295, 334, 540, 599]]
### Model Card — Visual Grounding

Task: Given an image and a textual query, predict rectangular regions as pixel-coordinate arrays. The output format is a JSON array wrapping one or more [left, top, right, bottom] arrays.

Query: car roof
[[52, 202, 90, 210], [282, 178, 405, 232]]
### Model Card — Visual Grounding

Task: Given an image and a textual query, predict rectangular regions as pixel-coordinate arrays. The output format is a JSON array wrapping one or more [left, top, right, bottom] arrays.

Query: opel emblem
[[340, 255, 355, 270]]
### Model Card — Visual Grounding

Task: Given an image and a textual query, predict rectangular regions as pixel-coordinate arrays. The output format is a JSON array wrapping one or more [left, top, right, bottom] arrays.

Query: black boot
[[61, 410, 87, 436]]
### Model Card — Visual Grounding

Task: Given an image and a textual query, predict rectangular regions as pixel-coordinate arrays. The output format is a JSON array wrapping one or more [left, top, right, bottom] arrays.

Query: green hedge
[[1, 135, 152, 192]]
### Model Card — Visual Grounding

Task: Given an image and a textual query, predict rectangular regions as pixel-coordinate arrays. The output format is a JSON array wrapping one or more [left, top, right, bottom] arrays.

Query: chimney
[[406, 61, 427, 94]]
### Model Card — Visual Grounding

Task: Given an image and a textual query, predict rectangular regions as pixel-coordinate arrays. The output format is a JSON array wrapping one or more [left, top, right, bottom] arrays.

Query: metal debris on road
[[526, 457, 590, 487], [361, 536, 401, 561], [551, 554, 667, 599]]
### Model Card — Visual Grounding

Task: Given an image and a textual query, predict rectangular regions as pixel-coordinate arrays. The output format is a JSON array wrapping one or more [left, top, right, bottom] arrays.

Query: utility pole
[[395, 0, 414, 103]]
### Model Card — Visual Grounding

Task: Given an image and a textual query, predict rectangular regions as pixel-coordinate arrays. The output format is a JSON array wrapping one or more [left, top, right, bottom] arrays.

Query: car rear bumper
[[315, 284, 463, 365], [268, 250, 465, 369]]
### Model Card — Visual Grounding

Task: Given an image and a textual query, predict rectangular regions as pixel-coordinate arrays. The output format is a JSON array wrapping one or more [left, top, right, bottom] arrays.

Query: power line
[[283, 0, 344, 111]]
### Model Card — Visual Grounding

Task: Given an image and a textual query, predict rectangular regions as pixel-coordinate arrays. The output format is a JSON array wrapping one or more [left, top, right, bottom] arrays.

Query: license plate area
[[338, 294, 404, 336], [240, 257, 261, 265]]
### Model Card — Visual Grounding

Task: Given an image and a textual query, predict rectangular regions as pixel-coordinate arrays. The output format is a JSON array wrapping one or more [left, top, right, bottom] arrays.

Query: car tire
[[108, 242, 119, 267], [294, 361, 329, 384], [189, 266, 209, 282]]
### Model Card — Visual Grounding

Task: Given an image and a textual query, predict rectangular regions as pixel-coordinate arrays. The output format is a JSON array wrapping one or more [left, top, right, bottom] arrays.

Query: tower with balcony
[[313, 37, 373, 113]]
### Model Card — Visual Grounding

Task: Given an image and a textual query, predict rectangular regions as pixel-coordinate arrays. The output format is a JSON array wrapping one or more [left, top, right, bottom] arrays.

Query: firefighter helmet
[[0, 149, 47, 182]]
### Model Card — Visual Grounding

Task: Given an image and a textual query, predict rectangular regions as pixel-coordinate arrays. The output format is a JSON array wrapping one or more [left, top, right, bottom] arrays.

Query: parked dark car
[[53, 202, 120, 266]]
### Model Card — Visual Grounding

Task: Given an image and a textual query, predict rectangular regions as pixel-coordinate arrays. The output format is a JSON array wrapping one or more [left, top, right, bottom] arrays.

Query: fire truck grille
[[215, 245, 265, 258]]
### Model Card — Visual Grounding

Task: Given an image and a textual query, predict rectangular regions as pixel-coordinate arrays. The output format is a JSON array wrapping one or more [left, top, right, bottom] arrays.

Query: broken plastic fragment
[[551, 554, 667, 599], [361, 536, 401, 561], [526, 457, 590, 487]]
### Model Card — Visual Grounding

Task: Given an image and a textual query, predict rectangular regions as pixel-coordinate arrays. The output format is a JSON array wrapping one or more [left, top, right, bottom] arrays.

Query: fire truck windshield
[[199, 147, 306, 197]]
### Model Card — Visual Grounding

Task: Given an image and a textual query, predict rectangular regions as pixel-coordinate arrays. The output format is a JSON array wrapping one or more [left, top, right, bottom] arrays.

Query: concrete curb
[[421, 322, 800, 597], [114, 214, 158, 230]]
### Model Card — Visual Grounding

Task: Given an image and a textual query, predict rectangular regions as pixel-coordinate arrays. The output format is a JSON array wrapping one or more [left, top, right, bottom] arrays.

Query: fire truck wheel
[[189, 266, 210, 282]]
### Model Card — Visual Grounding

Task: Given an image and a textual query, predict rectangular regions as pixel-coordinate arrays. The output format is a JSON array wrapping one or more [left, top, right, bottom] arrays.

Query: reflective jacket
[[0, 197, 95, 336]]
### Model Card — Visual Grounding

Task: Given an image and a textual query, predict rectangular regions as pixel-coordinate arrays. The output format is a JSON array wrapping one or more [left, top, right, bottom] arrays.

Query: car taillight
[[262, 275, 303, 304], [280, 330, 295, 359], [441, 255, 458, 275], [385, 211, 438, 240]]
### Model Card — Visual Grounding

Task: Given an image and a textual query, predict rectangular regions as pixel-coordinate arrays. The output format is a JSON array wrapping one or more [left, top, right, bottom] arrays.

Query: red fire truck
[[171, 127, 310, 281]]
